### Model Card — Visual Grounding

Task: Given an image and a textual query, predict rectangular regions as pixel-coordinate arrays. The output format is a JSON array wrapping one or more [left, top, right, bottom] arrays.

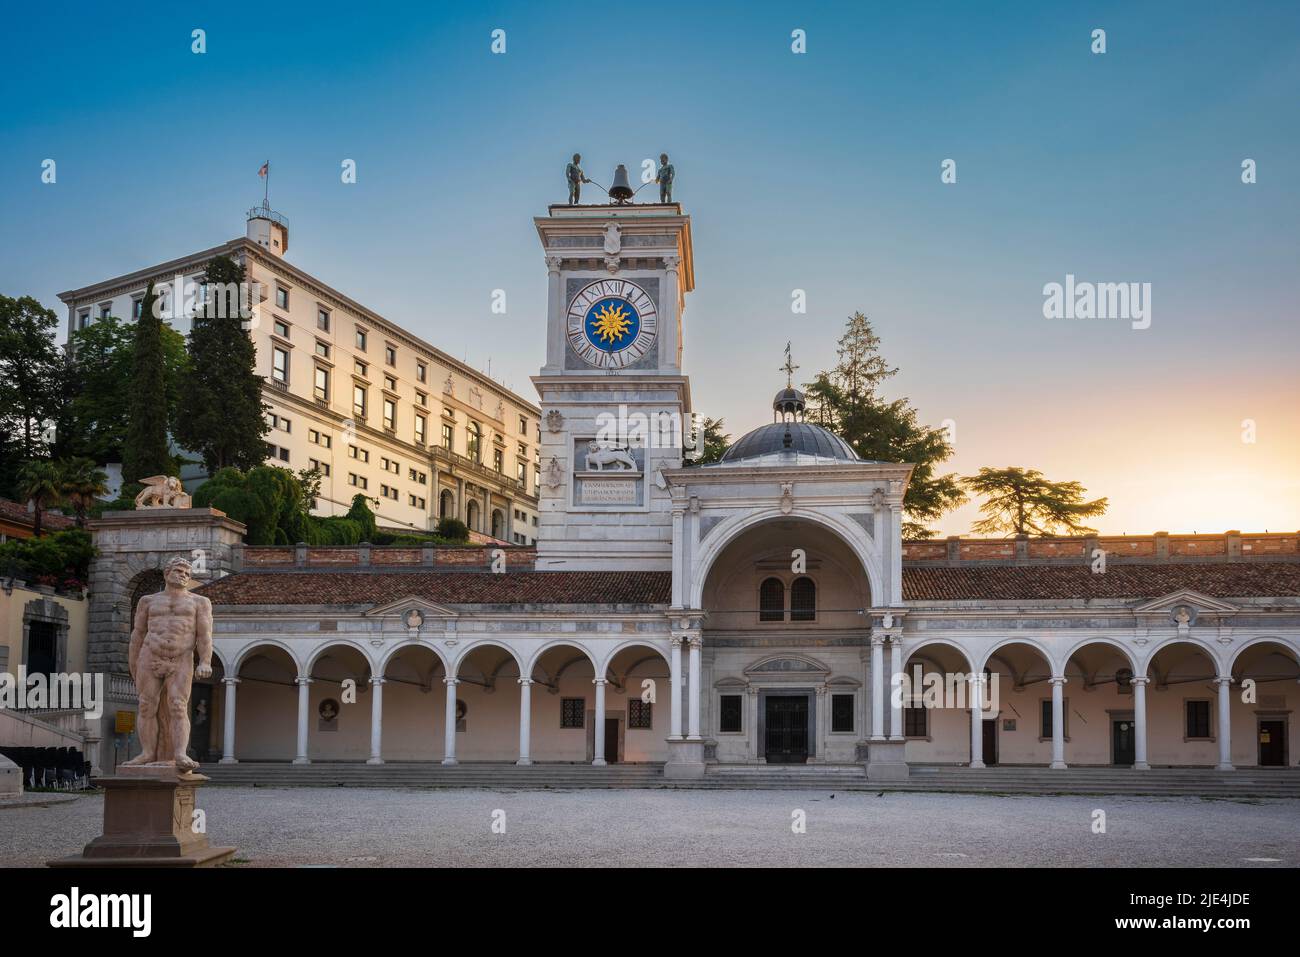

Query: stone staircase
[[199, 760, 1300, 798]]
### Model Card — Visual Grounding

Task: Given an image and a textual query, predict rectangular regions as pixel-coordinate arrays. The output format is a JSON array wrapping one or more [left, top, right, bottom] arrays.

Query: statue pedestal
[[49, 767, 236, 868], [664, 739, 706, 780]]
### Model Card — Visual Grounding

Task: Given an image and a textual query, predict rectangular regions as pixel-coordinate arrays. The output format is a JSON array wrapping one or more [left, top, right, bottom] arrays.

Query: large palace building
[[71, 195, 1300, 782], [58, 208, 541, 543]]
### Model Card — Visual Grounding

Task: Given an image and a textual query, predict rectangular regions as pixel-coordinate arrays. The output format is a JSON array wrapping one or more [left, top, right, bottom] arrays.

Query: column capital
[[370, 676, 386, 686], [295, 676, 312, 686], [545, 254, 563, 271], [687, 635, 703, 649], [222, 676, 241, 687], [1129, 675, 1151, 686], [443, 676, 460, 687], [669, 635, 684, 648], [518, 677, 534, 687], [1214, 675, 1234, 687], [870, 634, 886, 647], [1049, 676, 1068, 687], [592, 677, 608, 687]]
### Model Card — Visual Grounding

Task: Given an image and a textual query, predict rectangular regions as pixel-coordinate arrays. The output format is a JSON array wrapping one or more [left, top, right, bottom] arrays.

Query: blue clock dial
[[566, 279, 658, 369]]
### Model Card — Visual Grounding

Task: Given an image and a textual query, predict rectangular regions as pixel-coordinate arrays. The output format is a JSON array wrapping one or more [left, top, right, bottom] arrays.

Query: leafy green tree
[[0, 295, 63, 460], [60, 313, 187, 466], [685, 416, 731, 465], [193, 467, 378, 546], [804, 313, 965, 538], [962, 467, 1108, 536], [59, 458, 110, 528], [122, 284, 176, 483], [16, 459, 64, 537], [0, 528, 95, 584], [176, 256, 268, 472], [435, 517, 469, 542]]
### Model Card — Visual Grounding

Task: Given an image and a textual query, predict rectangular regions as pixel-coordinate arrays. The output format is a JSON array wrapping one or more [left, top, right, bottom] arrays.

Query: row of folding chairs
[[0, 746, 91, 790]]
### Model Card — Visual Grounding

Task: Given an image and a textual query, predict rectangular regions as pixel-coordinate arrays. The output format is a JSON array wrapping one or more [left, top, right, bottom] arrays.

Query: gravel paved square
[[2, 787, 1296, 867]]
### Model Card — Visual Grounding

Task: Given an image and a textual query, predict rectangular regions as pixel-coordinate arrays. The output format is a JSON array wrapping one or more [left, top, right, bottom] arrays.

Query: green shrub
[[0, 529, 95, 584], [435, 517, 469, 543]]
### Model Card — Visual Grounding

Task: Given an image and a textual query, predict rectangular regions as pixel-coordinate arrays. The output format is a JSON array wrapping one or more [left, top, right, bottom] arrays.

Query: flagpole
[[263, 160, 269, 206]]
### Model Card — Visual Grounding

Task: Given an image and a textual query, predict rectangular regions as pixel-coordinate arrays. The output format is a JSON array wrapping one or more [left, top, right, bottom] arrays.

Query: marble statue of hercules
[[122, 557, 213, 771]]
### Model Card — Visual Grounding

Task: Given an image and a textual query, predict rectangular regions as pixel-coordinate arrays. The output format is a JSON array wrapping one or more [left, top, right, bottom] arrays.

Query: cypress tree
[[122, 283, 174, 483], [176, 256, 269, 472]]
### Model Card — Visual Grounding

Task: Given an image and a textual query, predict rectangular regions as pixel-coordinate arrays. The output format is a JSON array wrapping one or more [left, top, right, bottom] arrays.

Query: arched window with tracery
[[759, 577, 784, 622], [790, 577, 816, 621]]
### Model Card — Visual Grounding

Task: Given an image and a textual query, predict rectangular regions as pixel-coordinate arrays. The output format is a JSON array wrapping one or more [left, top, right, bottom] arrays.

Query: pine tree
[[176, 256, 269, 472], [122, 283, 175, 483], [962, 467, 1108, 536]]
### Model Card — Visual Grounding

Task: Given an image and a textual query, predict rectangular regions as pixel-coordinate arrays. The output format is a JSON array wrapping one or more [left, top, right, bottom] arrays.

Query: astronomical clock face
[[566, 279, 658, 370]]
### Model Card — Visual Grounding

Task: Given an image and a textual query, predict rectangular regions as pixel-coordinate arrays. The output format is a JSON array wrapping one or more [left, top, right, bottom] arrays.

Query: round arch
[[450, 639, 525, 677], [597, 639, 673, 675], [1228, 635, 1300, 672], [1139, 635, 1226, 679], [976, 638, 1058, 676], [304, 639, 377, 676], [1060, 636, 1140, 676], [377, 640, 451, 676], [901, 638, 975, 673], [690, 506, 883, 610], [232, 639, 303, 675], [523, 639, 599, 678]]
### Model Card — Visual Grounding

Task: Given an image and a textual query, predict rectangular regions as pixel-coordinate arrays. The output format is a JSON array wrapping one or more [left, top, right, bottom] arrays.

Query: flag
[[258, 162, 269, 178]]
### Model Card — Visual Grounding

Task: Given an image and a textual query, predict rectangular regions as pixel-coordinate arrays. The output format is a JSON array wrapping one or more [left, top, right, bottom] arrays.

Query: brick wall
[[902, 531, 1299, 564]]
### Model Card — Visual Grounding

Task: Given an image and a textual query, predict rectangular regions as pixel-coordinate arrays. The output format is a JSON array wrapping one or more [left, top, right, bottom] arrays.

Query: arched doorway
[[525, 643, 598, 763], [1230, 640, 1300, 767], [377, 643, 448, 762], [491, 508, 505, 540], [465, 500, 479, 533], [1060, 640, 1142, 767], [448, 642, 522, 762], [229, 644, 299, 762], [1145, 640, 1222, 768], [439, 489, 454, 520], [980, 641, 1056, 767]]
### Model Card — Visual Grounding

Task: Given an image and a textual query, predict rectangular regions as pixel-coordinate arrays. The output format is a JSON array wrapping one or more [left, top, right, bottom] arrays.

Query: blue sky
[[2, 1, 1297, 534]]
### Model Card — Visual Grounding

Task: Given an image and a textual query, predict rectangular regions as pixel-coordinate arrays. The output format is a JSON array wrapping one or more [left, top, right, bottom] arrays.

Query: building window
[[315, 340, 330, 358], [348, 445, 370, 463], [382, 398, 396, 431], [719, 695, 742, 733], [275, 287, 289, 309], [355, 328, 367, 350], [354, 360, 368, 377], [441, 423, 453, 450], [560, 698, 585, 729], [905, 707, 928, 737], [273, 319, 290, 338], [517, 461, 527, 486], [415, 390, 428, 407], [271, 347, 289, 383], [77, 309, 90, 329], [314, 366, 329, 402], [384, 374, 397, 391], [307, 459, 331, 477], [99, 302, 112, 319], [759, 578, 784, 622], [831, 694, 854, 733], [1040, 698, 1069, 739], [409, 468, 427, 484], [353, 385, 367, 419], [409, 494, 426, 509], [379, 484, 398, 501], [519, 415, 528, 434], [317, 308, 330, 331], [1185, 700, 1212, 739], [493, 448, 503, 472], [416, 362, 426, 383], [628, 699, 652, 730], [385, 345, 396, 366], [467, 422, 482, 461], [534, 468, 540, 491], [348, 473, 368, 490], [790, 577, 816, 621]]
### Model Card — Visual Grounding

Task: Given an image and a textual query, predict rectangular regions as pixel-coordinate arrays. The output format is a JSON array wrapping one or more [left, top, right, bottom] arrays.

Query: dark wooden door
[[981, 719, 998, 766], [604, 718, 619, 764], [1258, 720, 1285, 766], [765, 696, 809, 764], [1112, 719, 1136, 766]]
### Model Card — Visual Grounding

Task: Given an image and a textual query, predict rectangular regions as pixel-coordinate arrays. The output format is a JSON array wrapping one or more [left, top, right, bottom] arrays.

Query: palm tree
[[60, 458, 110, 528], [16, 460, 64, 537]]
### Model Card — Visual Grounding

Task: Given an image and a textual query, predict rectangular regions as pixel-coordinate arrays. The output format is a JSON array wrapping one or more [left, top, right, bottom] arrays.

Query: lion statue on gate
[[134, 475, 192, 509]]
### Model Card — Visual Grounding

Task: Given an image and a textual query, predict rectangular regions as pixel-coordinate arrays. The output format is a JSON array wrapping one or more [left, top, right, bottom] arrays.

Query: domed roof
[[772, 387, 806, 417], [719, 421, 860, 463]]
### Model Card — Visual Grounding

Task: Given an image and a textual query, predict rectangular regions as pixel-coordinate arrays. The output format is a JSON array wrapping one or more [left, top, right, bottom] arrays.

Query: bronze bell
[[608, 164, 633, 203]]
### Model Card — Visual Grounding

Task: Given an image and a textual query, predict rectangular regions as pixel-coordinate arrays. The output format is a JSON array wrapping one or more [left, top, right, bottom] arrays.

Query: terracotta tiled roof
[[901, 562, 1300, 602], [0, 498, 75, 531], [198, 570, 673, 606]]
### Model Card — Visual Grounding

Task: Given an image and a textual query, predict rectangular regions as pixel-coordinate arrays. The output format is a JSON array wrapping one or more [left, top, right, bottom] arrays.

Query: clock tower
[[532, 194, 695, 570]]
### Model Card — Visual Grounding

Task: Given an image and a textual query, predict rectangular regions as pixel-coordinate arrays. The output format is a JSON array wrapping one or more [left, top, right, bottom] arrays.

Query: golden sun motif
[[589, 302, 633, 345]]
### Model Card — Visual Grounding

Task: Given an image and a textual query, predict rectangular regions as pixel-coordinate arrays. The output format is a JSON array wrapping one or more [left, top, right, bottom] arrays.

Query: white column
[[662, 255, 681, 371], [1049, 676, 1067, 769], [367, 676, 384, 765], [687, 637, 702, 739], [220, 677, 239, 764], [888, 637, 905, 741], [517, 677, 533, 766], [668, 637, 683, 739], [293, 676, 311, 765], [442, 676, 459, 765], [592, 678, 608, 766], [1132, 676, 1150, 770], [543, 255, 564, 371], [969, 673, 985, 768], [1215, 676, 1234, 770], [870, 635, 885, 741]]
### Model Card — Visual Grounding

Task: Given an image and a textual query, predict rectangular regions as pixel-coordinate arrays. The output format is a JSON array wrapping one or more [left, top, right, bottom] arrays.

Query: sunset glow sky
[[2, 1, 1296, 536]]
